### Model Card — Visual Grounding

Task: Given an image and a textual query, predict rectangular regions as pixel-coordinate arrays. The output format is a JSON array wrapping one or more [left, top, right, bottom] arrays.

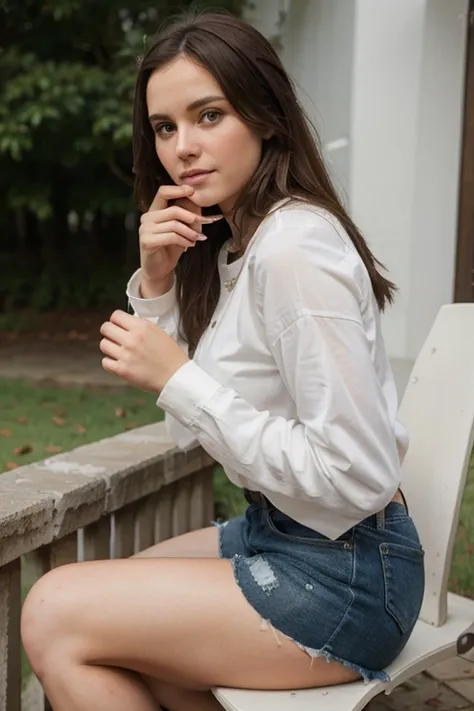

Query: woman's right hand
[[138, 185, 221, 295]]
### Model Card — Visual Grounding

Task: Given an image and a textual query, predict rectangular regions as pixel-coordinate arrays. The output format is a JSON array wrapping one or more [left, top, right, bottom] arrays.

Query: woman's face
[[146, 56, 263, 214]]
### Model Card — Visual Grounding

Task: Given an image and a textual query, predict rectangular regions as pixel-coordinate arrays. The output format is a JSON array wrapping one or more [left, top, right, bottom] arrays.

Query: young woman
[[21, 11, 425, 711]]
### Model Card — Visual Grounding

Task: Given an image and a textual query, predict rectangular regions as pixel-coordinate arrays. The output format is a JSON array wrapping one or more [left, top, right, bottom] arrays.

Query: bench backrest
[[399, 304, 474, 627]]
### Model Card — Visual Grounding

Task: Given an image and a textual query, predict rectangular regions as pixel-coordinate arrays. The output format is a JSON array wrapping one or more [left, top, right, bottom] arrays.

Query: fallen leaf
[[5, 462, 18, 470], [13, 444, 32, 456], [44, 445, 62, 454], [16, 415, 27, 424], [73, 423, 87, 433], [52, 416, 65, 426], [124, 422, 138, 431], [54, 409, 67, 417], [115, 407, 127, 418], [0, 428, 12, 438]]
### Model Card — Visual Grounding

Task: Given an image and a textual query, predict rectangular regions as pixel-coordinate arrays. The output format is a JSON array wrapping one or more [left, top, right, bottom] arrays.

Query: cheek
[[155, 141, 174, 174], [220, 127, 262, 178]]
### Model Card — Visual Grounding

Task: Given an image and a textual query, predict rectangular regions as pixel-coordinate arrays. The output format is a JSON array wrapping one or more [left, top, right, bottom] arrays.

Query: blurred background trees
[[0, 0, 244, 313]]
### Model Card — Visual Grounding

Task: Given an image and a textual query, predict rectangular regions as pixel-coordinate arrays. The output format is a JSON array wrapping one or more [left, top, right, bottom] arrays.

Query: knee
[[21, 564, 80, 678]]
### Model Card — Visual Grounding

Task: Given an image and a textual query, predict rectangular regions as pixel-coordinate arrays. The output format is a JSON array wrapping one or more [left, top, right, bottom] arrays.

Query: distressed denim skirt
[[217, 494, 425, 683]]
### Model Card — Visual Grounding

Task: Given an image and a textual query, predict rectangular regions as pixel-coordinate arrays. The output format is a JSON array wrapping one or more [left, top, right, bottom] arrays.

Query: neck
[[223, 211, 263, 256]]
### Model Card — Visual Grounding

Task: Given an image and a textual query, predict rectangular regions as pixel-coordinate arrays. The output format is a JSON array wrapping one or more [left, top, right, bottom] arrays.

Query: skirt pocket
[[379, 542, 425, 634]]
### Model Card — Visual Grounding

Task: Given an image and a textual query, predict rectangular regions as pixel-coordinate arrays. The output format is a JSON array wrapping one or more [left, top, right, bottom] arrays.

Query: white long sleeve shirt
[[127, 200, 408, 539]]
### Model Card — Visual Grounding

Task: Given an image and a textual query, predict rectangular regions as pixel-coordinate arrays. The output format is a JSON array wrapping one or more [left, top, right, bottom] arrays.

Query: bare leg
[[143, 676, 221, 711], [21, 557, 357, 711], [137, 526, 223, 709], [133, 526, 219, 559]]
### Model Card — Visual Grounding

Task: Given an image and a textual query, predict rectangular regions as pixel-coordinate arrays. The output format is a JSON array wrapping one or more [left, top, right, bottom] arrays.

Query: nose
[[175, 126, 201, 161]]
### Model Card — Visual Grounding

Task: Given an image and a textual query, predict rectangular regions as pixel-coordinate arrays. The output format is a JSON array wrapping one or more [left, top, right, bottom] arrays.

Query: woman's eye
[[202, 110, 221, 123], [155, 123, 174, 136]]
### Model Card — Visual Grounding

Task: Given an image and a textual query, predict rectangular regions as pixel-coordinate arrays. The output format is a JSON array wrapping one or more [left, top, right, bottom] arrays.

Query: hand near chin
[[99, 310, 189, 393]]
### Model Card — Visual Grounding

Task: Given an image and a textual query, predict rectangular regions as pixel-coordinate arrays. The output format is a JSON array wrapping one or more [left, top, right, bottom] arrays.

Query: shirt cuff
[[126, 268, 177, 319], [157, 360, 222, 427]]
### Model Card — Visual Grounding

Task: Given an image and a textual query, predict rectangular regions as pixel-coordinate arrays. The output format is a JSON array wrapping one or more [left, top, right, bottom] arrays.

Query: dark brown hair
[[133, 10, 396, 354]]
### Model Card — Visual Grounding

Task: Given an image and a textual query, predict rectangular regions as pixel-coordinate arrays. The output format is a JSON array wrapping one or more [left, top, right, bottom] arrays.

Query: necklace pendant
[[225, 241, 239, 254], [224, 277, 238, 292]]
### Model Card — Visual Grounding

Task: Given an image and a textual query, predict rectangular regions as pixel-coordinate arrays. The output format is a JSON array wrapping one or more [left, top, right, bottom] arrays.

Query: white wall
[[247, 0, 469, 393], [280, 0, 355, 201]]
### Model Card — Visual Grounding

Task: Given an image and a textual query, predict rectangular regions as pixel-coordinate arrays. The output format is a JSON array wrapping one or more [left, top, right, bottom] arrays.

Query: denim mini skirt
[[216, 495, 425, 683]]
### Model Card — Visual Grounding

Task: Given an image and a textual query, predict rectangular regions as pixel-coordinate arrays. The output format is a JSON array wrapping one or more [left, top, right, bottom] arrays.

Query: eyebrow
[[148, 95, 227, 122]]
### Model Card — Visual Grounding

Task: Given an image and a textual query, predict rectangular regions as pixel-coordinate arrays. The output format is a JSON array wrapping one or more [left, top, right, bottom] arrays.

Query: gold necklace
[[225, 240, 243, 255], [223, 240, 244, 291], [224, 276, 238, 292]]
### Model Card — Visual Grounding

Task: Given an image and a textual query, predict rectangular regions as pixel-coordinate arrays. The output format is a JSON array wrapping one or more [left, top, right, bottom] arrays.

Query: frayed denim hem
[[295, 643, 390, 684]]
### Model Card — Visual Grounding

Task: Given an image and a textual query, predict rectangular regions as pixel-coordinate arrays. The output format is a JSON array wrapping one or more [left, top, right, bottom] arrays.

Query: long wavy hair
[[133, 11, 396, 354]]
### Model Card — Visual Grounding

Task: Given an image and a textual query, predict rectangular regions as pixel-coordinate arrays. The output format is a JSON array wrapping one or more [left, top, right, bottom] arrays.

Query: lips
[[180, 170, 215, 185], [180, 169, 213, 179]]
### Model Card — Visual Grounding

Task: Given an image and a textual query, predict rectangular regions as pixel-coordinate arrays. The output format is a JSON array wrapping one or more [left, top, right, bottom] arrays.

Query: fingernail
[[196, 234, 207, 241], [201, 215, 224, 223]]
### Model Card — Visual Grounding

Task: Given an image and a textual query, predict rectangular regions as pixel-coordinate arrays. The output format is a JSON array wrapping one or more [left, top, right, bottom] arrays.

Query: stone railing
[[0, 422, 215, 711]]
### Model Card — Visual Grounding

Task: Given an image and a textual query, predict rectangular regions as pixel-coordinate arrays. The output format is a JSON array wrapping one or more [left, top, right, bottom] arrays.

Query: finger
[[99, 337, 122, 360], [100, 321, 128, 345], [149, 185, 195, 211], [142, 220, 206, 242], [108, 310, 138, 330], [142, 205, 222, 227], [102, 357, 122, 376], [140, 232, 204, 253], [173, 196, 202, 216]]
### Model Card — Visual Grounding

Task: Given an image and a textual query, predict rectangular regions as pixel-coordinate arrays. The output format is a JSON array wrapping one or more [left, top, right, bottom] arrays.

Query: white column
[[407, 0, 469, 359], [348, 0, 427, 360]]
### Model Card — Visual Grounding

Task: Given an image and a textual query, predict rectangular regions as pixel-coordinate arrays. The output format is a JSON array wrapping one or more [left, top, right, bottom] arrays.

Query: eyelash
[[154, 110, 223, 137]]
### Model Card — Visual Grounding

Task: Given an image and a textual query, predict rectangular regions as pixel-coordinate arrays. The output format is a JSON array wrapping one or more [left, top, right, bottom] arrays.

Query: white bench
[[213, 303, 474, 711]]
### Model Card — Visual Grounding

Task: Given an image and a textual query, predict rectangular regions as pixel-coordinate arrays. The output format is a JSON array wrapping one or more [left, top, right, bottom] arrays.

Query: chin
[[191, 195, 216, 208], [191, 188, 231, 209]]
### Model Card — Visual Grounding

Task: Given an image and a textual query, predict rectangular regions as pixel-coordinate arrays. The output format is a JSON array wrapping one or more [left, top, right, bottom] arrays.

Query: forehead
[[146, 56, 223, 115]]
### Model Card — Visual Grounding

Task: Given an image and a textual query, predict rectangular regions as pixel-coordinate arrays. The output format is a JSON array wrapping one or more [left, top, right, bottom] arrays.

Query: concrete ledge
[[0, 422, 213, 567]]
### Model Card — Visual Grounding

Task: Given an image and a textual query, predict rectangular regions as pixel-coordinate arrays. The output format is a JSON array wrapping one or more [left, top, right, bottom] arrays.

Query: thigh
[[133, 526, 218, 558], [22, 557, 357, 691]]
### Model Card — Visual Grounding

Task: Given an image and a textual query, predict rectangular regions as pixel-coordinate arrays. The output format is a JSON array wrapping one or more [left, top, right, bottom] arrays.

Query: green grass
[[449, 454, 474, 598], [0, 377, 245, 517], [0, 379, 163, 471]]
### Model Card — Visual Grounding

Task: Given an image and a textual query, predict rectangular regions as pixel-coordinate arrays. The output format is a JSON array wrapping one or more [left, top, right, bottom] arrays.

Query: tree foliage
[[0, 0, 244, 311]]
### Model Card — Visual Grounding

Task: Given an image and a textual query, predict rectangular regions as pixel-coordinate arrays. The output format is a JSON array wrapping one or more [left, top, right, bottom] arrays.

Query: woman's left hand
[[99, 310, 189, 393]]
